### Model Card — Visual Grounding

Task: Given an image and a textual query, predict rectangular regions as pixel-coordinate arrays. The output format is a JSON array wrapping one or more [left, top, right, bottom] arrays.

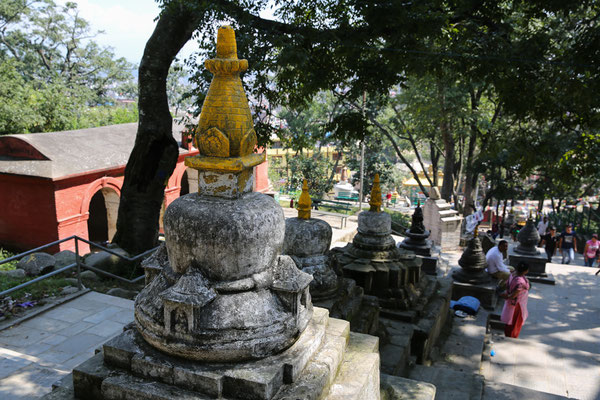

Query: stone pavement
[[482, 262, 600, 400], [0, 291, 134, 399]]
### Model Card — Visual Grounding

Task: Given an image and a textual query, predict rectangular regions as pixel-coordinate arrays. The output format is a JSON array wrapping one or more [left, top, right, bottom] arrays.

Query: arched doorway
[[180, 170, 190, 196], [180, 168, 198, 196], [87, 187, 120, 244]]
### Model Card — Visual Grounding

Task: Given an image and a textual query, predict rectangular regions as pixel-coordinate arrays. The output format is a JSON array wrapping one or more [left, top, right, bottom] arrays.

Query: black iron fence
[[0, 236, 159, 298]]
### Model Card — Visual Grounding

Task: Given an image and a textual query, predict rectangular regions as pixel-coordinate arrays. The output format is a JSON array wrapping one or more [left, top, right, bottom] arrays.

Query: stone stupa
[[509, 218, 554, 284], [332, 174, 423, 310], [284, 179, 380, 335], [398, 201, 438, 275], [452, 228, 490, 285], [283, 179, 337, 299], [451, 227, 499, 309], [43, 26, 401, 400]]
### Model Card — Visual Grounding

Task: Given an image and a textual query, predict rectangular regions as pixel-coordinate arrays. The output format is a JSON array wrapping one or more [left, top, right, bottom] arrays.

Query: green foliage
[[345, 135, 395, 198], [388, 210, 412, 229], [0, 275, 71, 301], [0, 248, 17, 271], [286, 153, 335, 197], [0, 0, 137, 135]]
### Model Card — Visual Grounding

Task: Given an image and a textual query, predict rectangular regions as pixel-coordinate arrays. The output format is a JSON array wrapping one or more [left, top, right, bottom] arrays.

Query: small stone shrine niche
[[423, 187, 462, 250], [283, 179, 338, 300], [332, 174, 423, 310], [134, 26, 313, 362]]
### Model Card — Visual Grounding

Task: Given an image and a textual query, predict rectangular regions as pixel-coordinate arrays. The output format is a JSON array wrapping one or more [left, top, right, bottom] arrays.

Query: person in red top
[[501, 262, 531, 338]]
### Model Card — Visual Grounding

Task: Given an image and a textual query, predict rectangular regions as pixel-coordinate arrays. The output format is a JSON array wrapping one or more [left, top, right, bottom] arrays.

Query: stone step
[[482, 381, 572, 400], [102, 373, 213, 400], [325, 334, 380, 400], [435, 310, 488, 374], [408, 365, 484, 400], [380, 373, 436, 400]]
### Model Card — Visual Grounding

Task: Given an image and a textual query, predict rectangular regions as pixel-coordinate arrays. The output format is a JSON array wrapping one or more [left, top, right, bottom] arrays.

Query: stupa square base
[[508, 249, 554, 284], [46, 307, 387, 400], [451, 269, 498, 310]]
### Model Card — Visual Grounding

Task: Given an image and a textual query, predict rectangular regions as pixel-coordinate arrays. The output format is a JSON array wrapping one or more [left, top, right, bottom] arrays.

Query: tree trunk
[[440, 119, 455, 202], [112, 3, 201, 254]]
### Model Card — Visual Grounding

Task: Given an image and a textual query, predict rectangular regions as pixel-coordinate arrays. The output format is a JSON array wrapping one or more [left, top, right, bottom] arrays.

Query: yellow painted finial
[[298, 179, 312, 219], [216, 26, 238, 59], [184, 25, 265, 198], [369, 173, 382, 212]]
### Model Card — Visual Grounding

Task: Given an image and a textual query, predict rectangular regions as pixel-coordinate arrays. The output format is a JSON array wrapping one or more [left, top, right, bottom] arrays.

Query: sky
[[56, 0, 200, 64], [56, 0, 277, 65]]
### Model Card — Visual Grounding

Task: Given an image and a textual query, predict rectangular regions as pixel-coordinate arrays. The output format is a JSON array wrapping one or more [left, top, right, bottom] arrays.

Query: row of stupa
[[42, 26, 441, 400]]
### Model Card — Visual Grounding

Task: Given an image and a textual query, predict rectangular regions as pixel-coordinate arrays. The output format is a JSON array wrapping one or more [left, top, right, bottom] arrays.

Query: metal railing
[[0, 236, 160, 298]]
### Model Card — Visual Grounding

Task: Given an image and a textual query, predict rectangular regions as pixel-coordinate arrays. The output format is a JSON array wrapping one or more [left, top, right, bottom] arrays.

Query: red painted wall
[[0, 175, 58, 252]]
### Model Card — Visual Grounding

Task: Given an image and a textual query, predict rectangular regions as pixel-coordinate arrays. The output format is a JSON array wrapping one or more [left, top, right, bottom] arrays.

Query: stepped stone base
[[508, 249, 555, 285], [43, 308, 383, 400], [380, 276, 453, 373], [314, 278, 380, 335]]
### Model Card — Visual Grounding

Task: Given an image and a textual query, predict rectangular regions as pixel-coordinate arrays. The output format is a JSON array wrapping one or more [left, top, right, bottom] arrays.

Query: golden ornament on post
[[369, 173, 382, 212], [297, 179, 312, 220], [185, 25, 264, 198]]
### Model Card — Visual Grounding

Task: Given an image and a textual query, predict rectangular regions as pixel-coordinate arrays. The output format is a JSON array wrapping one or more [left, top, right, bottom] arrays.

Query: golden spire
[[184, 26, 265, 198], [297, 179, 312, 219], [369, 173, 382, 212]]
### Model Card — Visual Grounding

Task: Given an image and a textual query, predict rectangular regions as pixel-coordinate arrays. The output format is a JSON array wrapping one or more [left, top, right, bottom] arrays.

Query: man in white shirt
[[537, 216, 549, 236], [486, 240, 513, 288]]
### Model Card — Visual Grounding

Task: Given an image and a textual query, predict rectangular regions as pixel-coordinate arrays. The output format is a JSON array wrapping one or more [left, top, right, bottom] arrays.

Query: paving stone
[[57, 321, 96, 337], [0, 364, 65, 399], [51, 333, 106, 355], [19, 317, 71, 334], [82, 291, 134, 309], [106, 309, 134, 324], [86, 320, 124, 337], [41, 306, 96, 323], [82, 306, 123, 324], [483, 381, 570, 400], [0, 355, 32, 379], [41, 334, 69, 346]]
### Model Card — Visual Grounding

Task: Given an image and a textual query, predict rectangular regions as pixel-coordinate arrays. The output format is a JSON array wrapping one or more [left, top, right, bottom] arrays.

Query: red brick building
[[0, 123, 269, 253]]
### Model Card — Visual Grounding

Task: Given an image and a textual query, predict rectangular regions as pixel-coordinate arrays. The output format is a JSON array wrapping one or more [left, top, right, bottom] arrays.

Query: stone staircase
[[406, 308, 573, 400]]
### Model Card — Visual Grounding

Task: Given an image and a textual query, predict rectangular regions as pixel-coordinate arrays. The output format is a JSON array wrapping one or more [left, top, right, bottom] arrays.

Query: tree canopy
[[0, 0, 138, 134], [112, 0, 600, 253]]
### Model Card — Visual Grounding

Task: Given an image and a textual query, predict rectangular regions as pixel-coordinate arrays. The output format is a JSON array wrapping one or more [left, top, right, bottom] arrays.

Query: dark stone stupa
[[399, 202, 432, 257], [514, 219, 541, 255], [452, 229, 491, 284]]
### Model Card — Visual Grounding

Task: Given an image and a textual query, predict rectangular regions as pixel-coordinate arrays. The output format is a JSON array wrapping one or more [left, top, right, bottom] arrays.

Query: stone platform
[[450, 268, 498, 310], [508, 246, 555, 285], [46, 307, 383, 400]]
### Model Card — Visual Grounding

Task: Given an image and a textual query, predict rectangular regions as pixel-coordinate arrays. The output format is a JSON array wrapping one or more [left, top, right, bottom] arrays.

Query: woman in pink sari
[[501, 262, 530, 338]]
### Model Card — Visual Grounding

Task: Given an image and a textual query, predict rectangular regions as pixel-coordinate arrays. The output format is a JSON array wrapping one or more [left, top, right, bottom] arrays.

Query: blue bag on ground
[[450, 296, 480, 315]]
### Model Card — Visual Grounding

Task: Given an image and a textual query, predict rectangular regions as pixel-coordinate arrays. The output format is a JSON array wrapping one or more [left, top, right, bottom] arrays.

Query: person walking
[[558, 224, 577, 264], [540, 226, 559, 262], [501, 262, 531, 338], [583, 234, 599, 267], [537, 216, 549, 236]]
